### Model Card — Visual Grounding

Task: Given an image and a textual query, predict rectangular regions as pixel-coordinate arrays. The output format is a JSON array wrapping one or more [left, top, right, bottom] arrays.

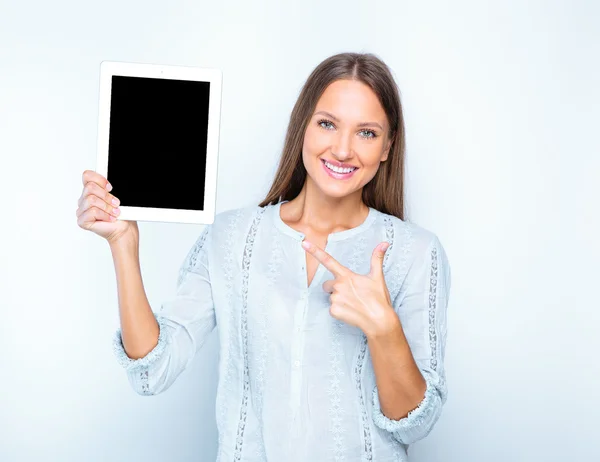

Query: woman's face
[[302, 79, 392, 199]]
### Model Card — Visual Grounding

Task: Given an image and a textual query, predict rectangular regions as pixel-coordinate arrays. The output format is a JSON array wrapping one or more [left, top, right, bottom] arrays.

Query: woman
[[76, 52, 451, 462]]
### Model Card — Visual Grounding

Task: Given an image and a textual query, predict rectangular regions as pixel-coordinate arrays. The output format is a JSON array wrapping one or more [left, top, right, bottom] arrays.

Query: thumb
[[369, 242, 389, 278]]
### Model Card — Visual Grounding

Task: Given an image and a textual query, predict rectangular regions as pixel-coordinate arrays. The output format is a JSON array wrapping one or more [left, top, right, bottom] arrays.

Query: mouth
[[320, 159, 359, 180]]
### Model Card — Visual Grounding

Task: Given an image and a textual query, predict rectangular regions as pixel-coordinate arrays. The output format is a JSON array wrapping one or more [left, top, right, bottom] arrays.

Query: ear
[[381, 136, 393, 162]]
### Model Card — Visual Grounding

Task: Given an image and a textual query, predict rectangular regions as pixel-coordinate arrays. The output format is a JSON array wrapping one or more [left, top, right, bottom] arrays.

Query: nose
[[331, 130, 353, 160]]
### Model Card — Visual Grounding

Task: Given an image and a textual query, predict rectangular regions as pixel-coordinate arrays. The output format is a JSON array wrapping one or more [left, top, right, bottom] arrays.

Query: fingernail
[[112, 197, 119, 206], [106, 182, 113, 192], [382, 242, 390, 251], [301, 239, 311, 250]]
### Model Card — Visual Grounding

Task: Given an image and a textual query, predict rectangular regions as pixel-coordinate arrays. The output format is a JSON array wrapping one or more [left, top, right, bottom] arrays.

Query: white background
[[1, 0, 598, 461]]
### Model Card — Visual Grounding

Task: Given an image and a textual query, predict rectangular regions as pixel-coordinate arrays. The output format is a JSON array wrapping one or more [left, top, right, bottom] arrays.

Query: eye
[[317, 118, 378, 139], [359, 129, 377, 139], [317, 119, 335, 130]]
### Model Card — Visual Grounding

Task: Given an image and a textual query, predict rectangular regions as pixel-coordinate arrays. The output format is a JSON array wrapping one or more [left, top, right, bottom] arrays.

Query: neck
[[282, 177, 370, 235]]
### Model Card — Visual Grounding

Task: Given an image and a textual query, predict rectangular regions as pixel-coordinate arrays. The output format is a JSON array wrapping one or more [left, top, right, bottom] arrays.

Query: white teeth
[[324, 161, 356, 174]]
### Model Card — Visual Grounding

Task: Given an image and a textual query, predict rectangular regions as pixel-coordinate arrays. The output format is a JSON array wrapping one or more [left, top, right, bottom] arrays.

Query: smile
[[321, 159, 358, 179]]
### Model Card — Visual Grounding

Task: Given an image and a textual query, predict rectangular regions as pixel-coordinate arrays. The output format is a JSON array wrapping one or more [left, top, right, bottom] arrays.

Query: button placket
[[290, 295, 307, 414]]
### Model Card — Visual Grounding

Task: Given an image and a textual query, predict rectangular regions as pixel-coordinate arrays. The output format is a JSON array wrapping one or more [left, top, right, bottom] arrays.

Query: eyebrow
[[313, 110, 384, 130]]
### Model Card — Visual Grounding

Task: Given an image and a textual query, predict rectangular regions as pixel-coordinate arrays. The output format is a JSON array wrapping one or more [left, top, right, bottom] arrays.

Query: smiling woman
[[259, 53, 405, 220], [303, 79, 392, 198], [107, 52, 451, 462]]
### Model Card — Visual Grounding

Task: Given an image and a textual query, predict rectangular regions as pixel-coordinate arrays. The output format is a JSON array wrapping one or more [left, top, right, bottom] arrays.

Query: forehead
[[315, 79, 387, 121]]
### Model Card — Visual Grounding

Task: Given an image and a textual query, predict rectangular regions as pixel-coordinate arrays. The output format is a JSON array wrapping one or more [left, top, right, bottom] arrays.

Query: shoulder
[[376, 210, 447, 265], [212, 203, 254, 227], [180, 204, 266, 276], [377, 211, 451, 296], [208, 203, 267, 245]]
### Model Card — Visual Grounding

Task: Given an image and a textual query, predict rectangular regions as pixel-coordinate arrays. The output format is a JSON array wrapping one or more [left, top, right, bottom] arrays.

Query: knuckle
[[82, 170, 94, 184]]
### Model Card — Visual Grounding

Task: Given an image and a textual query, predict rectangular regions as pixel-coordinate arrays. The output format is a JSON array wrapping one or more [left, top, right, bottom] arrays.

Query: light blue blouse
[[113, 201, 451, 461]]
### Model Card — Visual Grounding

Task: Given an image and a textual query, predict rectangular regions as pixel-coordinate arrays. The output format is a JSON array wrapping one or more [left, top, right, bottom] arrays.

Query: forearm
[[367, 312, 427, 420], [109, 235, 159, 360]]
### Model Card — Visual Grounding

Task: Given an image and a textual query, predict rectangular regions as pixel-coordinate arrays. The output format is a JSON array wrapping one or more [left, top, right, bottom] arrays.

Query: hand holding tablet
[[76, 170, 138, 245], [94, 61, 222, 225]]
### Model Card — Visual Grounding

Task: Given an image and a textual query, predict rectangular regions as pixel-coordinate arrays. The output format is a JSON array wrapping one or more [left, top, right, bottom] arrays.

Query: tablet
[[95, 60, 222, 224]]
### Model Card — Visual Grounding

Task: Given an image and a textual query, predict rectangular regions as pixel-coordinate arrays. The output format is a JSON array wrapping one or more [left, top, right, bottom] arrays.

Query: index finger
[[82, 169, 112, 192], [301, 239, 348, 277]]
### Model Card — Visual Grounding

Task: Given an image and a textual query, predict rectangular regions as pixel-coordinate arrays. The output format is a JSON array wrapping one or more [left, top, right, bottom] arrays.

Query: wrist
[[108, 231, 139, 254], [366, 307, 404, 343]]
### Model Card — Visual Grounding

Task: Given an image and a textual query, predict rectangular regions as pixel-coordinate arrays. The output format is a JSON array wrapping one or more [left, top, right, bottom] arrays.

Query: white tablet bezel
[[96, 60, 222, 225]]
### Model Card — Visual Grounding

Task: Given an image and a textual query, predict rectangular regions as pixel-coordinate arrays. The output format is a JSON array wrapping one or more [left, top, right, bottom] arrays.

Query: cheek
[[303, 126, 329, 154], [360, 143, 386, 167]]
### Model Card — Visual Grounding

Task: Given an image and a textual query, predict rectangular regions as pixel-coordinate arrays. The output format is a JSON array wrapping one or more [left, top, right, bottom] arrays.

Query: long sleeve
[[112, 224, 217, 396], [372, 234, 451, 445]]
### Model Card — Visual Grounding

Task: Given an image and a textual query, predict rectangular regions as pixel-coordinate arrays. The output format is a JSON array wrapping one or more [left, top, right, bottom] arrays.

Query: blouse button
[[293, 360, 300, 369]]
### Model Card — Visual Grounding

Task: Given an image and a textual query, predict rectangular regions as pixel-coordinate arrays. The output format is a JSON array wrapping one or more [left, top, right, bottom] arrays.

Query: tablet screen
[[107, 75, 210, 211]]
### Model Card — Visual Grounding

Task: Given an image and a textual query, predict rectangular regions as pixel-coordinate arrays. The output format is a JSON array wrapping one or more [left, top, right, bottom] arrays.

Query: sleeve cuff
[[112, 314, 170, 373], [372, 373, 439, 434]]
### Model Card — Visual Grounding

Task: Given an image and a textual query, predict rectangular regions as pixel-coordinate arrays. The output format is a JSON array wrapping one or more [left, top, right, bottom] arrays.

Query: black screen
[[107, 75, 210, 211]]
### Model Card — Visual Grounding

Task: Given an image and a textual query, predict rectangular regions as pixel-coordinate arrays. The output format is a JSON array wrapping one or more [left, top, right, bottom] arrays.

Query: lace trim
[[253, 225, 284, 460], [177, 225, 210, 287], [382, 216, 395, 263], [371, 373, 437, 433], [355, 337, 373, 461], [112, 314, 170, 396], [112, 314, 169, 373], [382, 216, 399, 299], [216, 209, 244, 461], [233, 206, 266, 461], [139, 369, 150, 394], [429, 245, 439, 372], [397, 224, 413, 300], [382, 216, 414, 302]]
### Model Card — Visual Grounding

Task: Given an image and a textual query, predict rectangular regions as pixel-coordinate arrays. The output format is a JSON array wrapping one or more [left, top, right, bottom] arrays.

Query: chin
[[320, 186, 354, 199], [309, 171, 361, 199]]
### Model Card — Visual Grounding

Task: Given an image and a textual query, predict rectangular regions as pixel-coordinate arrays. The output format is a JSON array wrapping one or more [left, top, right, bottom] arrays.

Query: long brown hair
[[258, 52, 406, 220]]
